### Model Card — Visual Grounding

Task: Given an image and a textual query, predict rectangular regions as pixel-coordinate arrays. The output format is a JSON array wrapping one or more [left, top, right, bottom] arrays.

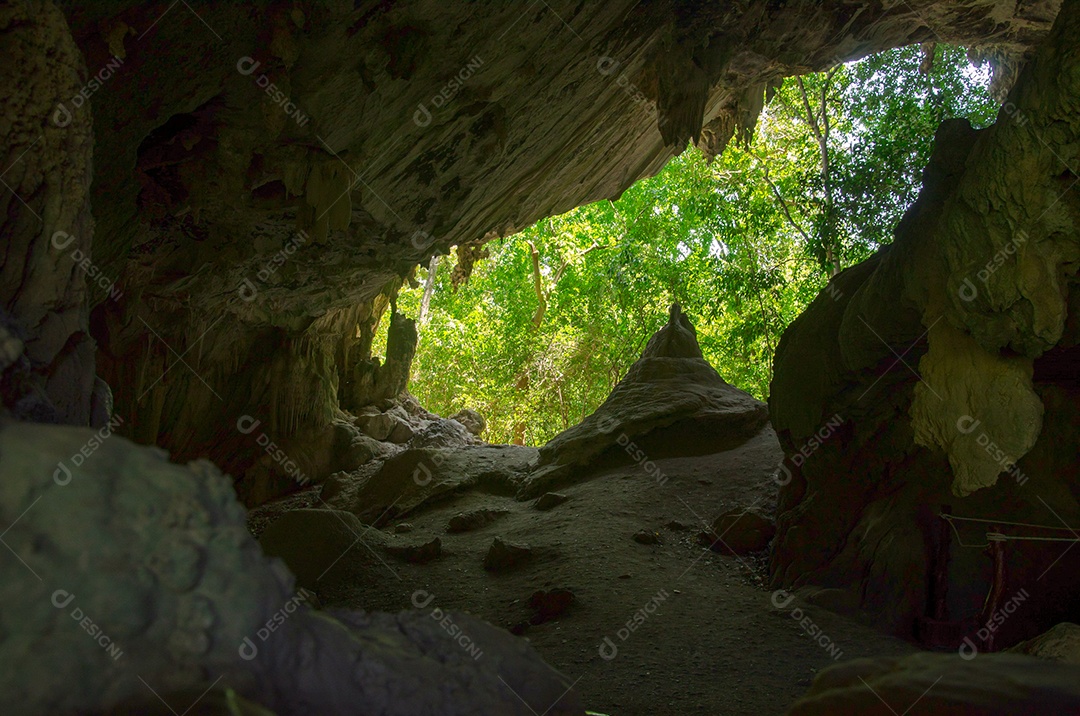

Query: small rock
[[385, 536, 442, 564], [618, 573, 632, 579], [633, 529, 661, 545], [528, 588, 575, 624], [665, 520, 690, 531], [704, 508, 776, 555], [534, 492, 569, 511], [484, 537, 532, 572], [394, 522, 414, 533], [447, 508, 509, 533]]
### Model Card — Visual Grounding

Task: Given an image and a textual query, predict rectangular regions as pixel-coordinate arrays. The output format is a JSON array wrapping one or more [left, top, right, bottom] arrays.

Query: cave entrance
[[381, 45, 998, 447]]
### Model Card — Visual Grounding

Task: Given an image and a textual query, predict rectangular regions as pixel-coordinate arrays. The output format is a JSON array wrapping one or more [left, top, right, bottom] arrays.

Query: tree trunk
[[418, 255, 440, 326]]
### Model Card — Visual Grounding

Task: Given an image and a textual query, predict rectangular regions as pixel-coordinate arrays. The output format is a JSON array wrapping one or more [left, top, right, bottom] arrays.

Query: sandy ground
[[250, 428, 915, 715]]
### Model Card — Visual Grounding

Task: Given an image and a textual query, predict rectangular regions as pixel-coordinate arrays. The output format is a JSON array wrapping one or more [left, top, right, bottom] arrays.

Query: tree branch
[[747, 149, 815, 246]]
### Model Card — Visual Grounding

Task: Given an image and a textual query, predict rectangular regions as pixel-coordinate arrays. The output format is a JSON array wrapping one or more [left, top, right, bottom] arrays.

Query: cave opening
[[3, 1, 1080, 715]]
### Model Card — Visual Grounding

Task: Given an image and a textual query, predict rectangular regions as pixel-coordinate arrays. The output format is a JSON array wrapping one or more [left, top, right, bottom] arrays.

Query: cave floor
[[256, 428, 915, 715]]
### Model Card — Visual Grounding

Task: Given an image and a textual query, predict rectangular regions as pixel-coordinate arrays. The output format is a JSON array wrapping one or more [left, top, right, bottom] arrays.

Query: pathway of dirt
[[255, 428, 916, 715]]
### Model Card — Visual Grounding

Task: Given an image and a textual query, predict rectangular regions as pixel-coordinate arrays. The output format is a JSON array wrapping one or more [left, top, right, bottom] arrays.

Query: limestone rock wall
[[770, 0, 1080, 642], [0, 0, 99, 424], [27, 0, 1058, 497]]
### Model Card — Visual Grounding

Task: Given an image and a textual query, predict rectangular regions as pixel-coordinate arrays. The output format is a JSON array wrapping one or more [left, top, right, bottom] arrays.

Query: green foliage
[[391, 45, 998, 445]]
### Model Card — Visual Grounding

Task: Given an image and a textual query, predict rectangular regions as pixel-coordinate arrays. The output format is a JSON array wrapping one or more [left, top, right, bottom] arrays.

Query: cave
[[2, 0, 1080, 714]]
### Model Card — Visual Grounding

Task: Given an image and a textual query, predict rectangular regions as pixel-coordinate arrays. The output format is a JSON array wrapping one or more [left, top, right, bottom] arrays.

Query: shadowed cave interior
[[2, 1, 1080, 714]]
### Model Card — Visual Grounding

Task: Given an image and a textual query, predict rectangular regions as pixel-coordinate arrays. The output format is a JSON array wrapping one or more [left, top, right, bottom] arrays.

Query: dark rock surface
[[769, 1, 1080, 642], [528, 589, 575, 625], [336, 444, 538, 525], [484, 537, 533, 573]]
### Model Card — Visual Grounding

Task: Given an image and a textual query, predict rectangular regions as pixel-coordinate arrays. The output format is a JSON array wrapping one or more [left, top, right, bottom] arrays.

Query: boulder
[[388, 418, 417, 444], [346, 445, 538, 525], [634, 529, 662, 545], [408, 418, 480, 449], [0, 421, 583, 716], [524, 304, 769, 497]]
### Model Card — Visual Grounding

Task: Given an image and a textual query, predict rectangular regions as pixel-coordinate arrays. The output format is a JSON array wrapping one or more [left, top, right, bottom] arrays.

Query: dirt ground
[[250, 427, 916, 715]]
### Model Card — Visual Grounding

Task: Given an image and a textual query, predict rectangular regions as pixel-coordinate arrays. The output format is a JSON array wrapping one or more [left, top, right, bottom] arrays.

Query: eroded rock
[[770, 1, 1080, 641], [0, 421, 583, 715], [345, 445, 537, 525], [525, 304, 769, 496], [45, 0, 1055, 503]]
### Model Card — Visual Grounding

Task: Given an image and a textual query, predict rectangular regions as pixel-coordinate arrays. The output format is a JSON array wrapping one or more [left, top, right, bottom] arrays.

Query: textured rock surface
[[0, 420, 583, 715], [451, 408, 487, 436], [770, 0, 1080, 640], [334, 444, 538, 525], [0, 0, 1054, 496], [786, 652, 1080, 715], [0, 1, 99, 424], [527, 304, 769, 495]]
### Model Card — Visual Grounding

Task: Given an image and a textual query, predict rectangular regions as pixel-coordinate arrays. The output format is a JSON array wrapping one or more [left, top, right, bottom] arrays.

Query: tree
[[387, 45, 997, 445]]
